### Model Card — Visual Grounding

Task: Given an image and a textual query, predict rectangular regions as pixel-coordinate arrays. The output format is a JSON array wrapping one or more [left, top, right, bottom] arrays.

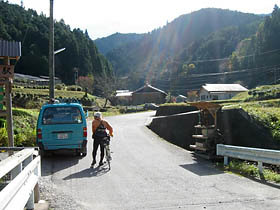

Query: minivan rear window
[[42, 106, 83, 125]]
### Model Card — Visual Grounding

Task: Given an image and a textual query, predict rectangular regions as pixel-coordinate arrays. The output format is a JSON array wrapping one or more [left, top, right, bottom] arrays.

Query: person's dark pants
[[92, 137, 105, 164]]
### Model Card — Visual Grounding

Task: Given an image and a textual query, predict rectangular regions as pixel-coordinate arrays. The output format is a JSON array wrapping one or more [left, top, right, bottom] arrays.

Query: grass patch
[[216, 160, 280, 183], [12, 87, 95, 99], [87, 106, 121, 120], [232, 84, 280, 102], [160, 102, 188, 107]]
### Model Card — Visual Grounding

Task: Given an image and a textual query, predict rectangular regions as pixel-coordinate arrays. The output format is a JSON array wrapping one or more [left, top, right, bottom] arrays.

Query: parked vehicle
[[36, 101, 88, 156], [144, 103, 159, 110]]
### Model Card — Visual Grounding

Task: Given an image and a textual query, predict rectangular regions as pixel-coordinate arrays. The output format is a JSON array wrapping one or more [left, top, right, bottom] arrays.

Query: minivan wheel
[[39, 149, 45, 157], [75, 149, 81, 156], [81, 144, 87, 157]]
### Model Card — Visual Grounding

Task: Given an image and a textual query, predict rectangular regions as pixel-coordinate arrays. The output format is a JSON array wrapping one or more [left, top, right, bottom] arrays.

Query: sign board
[[0, 65, 14, 78]]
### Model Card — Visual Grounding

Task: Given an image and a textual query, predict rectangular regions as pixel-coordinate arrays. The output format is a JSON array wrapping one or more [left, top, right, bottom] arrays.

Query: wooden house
[[199, 84, 248, 101], [132, 84, 167, 105]]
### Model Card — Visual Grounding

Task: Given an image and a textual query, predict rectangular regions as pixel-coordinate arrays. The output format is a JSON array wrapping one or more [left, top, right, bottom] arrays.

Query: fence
[[0, 147, 41, 210], [216, 144, 280, 174]]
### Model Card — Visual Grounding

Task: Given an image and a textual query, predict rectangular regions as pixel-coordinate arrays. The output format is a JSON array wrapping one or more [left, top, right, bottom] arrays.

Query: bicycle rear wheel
[[105, 145, 111, 170]]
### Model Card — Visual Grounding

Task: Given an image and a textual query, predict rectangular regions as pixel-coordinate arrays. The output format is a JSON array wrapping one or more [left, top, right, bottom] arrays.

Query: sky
[[8, 0, 280, 40]]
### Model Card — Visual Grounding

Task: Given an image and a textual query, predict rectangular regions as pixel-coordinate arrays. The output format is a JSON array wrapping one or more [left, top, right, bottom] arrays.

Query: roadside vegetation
[[0, 108, 38, 147], [216, 160, 280, 184]]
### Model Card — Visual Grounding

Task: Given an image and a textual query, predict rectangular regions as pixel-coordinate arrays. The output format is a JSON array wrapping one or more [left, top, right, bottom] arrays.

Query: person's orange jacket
[[92, 119, 113, 137]]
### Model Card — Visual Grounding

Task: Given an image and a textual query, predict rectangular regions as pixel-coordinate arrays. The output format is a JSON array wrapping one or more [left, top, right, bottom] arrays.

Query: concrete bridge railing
[[0, 147, 41, 210]]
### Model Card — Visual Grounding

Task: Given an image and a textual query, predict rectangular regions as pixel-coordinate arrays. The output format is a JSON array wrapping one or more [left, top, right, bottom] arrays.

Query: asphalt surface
[[40, 111, 280, 210]]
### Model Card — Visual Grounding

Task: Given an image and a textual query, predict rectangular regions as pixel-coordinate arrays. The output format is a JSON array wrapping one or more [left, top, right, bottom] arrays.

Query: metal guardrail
[[216, 144, 280, 174], [0, 148, 41, 210]]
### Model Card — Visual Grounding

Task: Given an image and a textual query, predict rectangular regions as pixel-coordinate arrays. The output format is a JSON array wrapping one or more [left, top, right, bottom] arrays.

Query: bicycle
[[101, 136, 112, 170]]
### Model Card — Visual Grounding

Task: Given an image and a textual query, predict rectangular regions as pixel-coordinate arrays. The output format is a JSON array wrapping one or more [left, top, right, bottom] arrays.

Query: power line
[[152, 66, 280, 92], [170, 48, 280, 64], [153, 64, 280, 82]]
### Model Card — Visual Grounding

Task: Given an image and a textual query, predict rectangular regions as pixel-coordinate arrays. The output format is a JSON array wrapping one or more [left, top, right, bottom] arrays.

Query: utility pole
[[274, 67, 277, 85], [49, 0, 54, 99]]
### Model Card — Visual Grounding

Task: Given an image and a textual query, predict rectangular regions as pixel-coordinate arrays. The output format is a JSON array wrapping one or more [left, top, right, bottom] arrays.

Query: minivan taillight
[[83, 127, 87, 137], [37, 129, 42, 139]]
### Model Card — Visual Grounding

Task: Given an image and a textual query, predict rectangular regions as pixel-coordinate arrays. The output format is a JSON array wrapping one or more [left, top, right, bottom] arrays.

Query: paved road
[[40, 111, 280, 210]]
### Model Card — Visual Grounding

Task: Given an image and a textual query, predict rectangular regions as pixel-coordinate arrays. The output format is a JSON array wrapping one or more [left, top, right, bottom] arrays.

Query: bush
[[14, 128, 36, 147], [66, 85, 82, 91], [55, 83, 65, 90], [0, 127, 8, 147]]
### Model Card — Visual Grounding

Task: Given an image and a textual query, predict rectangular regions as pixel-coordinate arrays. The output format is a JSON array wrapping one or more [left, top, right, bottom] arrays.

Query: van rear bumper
[[38, 140, 87, 151]]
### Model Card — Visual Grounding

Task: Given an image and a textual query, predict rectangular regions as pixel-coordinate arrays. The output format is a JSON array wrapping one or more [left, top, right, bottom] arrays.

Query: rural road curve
[[40, 111, 280, 210]]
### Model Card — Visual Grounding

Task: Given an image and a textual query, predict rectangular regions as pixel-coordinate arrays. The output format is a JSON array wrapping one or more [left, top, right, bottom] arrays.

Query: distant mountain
[[94, 33, 144, 55], [100, 8, 264, 91]]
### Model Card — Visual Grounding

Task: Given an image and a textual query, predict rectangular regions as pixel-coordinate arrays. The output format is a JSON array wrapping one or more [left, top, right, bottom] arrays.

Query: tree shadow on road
[[63, 165, 110, 180]]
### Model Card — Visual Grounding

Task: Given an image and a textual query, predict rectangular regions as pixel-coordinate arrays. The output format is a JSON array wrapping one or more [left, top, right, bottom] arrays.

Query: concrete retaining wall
[[148, 111, 199, 149], [220, 109, 280, 150], [148, 107, 280, 150], [156, 105, 197, 116]]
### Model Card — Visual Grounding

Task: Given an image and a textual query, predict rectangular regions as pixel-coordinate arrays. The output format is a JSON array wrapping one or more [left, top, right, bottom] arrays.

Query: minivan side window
[[42, 107, 82, 125]]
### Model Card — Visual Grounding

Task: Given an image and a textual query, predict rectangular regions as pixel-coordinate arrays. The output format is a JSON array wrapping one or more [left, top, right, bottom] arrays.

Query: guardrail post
[[34, 155, 41, 203], [258, 161, 263, 174], [224, 156, 229, 166], [25, 154, 35, 210]]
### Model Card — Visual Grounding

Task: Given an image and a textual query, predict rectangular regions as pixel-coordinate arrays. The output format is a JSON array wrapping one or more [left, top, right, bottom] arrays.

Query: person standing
[[91, 112, 113, 168]]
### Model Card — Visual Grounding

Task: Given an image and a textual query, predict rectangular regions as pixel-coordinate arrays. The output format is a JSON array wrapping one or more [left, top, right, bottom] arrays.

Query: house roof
[[202, 84, 248, 92], [116, 90, 132, 97], [177, 95, 187, 99], [133, 84, 167, 95], [0, 40, 21, 57], [14, 73, 47, 82]]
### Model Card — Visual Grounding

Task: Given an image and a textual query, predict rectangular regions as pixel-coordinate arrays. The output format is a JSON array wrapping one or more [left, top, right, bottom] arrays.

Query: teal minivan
[[36, 101, 88, 156]]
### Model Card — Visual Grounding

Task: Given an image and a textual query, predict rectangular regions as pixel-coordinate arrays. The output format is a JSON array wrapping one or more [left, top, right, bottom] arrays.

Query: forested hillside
[[228, 5, 280, 88], [0, 2, 113, 86], [95, 32, 144, 55], [101, 8, 264, 91]]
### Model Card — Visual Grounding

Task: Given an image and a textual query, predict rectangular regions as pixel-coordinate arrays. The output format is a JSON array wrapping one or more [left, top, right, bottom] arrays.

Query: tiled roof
[[202, 84, 248, 92], [0, 40, 21, 57]]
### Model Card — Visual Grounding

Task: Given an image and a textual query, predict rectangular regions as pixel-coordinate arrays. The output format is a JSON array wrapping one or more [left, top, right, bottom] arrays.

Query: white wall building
[[199, 84, 248, 101]]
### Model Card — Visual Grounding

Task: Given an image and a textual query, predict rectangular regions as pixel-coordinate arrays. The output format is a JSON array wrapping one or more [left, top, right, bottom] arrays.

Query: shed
[[132, 84, 167, 105], [176, 95, 187, 103], [200, 84, 248, 101], [0, 40, 21, 78], [115, 90, 133, 105], [0, 40, 21, 57]]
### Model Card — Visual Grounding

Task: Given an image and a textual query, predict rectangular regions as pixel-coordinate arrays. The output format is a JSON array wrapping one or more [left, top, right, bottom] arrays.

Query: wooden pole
[[3, 58, 14, 147], [6, 80, 14, 147], [49, 0, 55, 99]]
